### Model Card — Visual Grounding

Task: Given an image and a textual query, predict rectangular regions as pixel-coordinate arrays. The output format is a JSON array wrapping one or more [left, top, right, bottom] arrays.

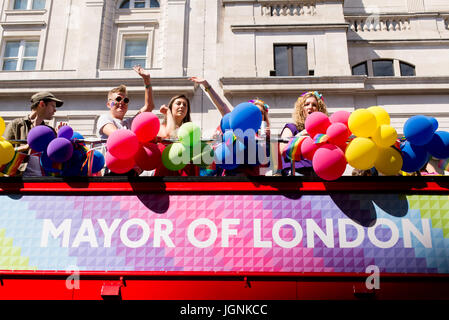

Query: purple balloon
[[27, 125, 56, 152], [57, 125, 74, 140], [47, 137, 74, 163]]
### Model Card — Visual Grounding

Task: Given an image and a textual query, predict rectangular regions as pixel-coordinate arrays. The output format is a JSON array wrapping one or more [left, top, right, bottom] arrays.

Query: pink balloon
[[300, 136, 319, 160], [312, 144, 347, 181], [105, 151, 135, 174], [106, 129, 139, 160], [326, 122, 350, 147], [131, 112, 160, 143], [134, 143, 162, 171], [330, 110, 351, 127], [305, 112, 331, 138]]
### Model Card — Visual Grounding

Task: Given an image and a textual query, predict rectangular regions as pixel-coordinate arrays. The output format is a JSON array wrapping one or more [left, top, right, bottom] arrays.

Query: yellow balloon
[[367, 106, 390, 126], [348, 109, 378, 138], [345, 137, 378, 170], [0, 141, 15, 165], [372, 125, 397, 148], [0, 116, 5, 137], [374, 147, 403, 176]]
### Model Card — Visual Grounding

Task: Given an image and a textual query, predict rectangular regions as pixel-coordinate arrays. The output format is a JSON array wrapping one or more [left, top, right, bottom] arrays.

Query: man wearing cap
[[3, 91, 63, 176]]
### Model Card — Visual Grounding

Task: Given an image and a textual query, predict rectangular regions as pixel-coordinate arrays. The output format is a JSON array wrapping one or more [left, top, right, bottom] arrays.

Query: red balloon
[[330, 110, 351, 127], [106, 129, 139, 160], [326, 122, 350, 147], [105, 151, 135, 174], [300, 136, 319, 160], [305, 112, 331, 138], [131, 112, 160, 143], [134, 143, 162, 171], [312, 144, 347, 181]]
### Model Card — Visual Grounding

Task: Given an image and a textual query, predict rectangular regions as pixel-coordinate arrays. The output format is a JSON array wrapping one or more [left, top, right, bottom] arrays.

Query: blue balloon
[[81, 150, 105, 175], [229, 102, 262, 134], [426, 131, 449, 159], [62, 148, 86, 176], [430, 117, 439, 132], [214, 142, 245, 170], [220, 113, 231, 132], [400, 141, 429, 173], [71, 132, 85, 141], [403, 115, 435, 146]]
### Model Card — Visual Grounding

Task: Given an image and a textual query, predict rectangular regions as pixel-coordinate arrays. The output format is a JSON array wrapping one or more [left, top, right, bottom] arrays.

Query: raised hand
[[133, 65, 151, 83]]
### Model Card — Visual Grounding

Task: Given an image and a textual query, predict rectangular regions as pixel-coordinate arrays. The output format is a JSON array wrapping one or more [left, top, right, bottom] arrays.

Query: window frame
[[351, 59, 415, 77], [273, 43, 308, 76], [122, 37, 149, 69], [351, 61, 368, 76], [372, 59, 395, 77], [12, 0, 46, 10], [1, 39, 39, 71], [118, 0, 160, 9], [399, 61, 416, 77]]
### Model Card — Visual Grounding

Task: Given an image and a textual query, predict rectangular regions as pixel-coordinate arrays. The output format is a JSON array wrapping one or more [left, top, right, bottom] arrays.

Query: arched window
[[372, 59, 394, 77], [352, 61, 368, 76], [119, 0, 159, 9], [400, 61, 415, 76]]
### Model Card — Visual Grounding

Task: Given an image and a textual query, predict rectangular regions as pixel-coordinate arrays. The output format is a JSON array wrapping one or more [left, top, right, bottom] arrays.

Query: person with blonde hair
[[279, 91, 328, 176]]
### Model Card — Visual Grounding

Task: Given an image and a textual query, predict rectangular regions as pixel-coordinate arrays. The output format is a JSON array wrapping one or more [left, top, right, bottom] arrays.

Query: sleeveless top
[[280, 123, 313, 175]]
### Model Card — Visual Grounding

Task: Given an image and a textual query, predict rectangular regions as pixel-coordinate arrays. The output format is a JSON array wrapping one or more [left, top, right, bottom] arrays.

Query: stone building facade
[[0, 0, 448, 140]]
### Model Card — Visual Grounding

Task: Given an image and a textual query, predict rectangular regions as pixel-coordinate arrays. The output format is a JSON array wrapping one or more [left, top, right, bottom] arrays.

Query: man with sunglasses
[[96, 65, 155, 140]]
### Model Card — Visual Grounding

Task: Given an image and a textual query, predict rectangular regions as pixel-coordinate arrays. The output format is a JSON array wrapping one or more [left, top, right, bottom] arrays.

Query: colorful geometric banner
[[0, 193, 448, 273]]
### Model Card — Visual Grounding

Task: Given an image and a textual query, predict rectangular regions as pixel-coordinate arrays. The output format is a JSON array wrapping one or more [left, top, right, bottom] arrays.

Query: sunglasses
[[111, 96, 129, 104]]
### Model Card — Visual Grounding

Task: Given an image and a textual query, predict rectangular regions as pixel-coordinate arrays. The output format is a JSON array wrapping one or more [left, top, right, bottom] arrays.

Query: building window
[[119, 0, 160, 9], [123, 38, 147, 68], [1, 40, 39, 71], [372, 59, 394, 77], [352, 61, 368, 76], [400, 61, 415, 76], [273, 44, 308, 76], [13, 0, 45, 10]]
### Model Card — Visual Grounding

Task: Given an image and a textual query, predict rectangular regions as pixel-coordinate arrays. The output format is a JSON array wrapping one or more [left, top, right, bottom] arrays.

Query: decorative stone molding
[[346, 16, 411, 32], [261, 2, 316, 17]]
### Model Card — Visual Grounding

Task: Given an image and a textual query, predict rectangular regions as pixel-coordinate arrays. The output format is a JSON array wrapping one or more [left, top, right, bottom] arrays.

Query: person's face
[[39, 100, 57, 120], [108, 92, 129, 120], [303, 96, 318, 117], [171, 97, 188, 120]]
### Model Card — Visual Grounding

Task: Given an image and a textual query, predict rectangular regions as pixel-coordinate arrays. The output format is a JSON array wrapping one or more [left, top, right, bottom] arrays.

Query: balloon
[[229, 102, 262, 133], [426, 131, 449, 159], [374, 147, 403, 176], [71, 132, 85, 141], [329, 110, 351, 127], [0, 141, 14, 165], [400, 141, 428, 173], [371, 125, 397, 148], [220, 113, 231, 132], [284, 136, 306, 161], [106, 129, 139, 160], [63, 148, 86, 176], [430, 117, 439, 132], [348, 109, 378, 138], [214, 143, 239, 170], [161, 143, 188, 171], [367, 106, 390, 126], [57, 125, 74, 140], [403, 115, 435, 146], [312, 144, 347, 181], [27, 125, 56, 152], [81, 150, 105, 175], [300, 136, 319, 160], [131, 112, 160, 143], [178, 122, 201, 147], [105, 151, 136, 174], [345, 137, 378, 170], [47, 137, 74, 163], [134, 143, 162, 171], [191, 142, 214, 168], [305, 112, 331, 138], [326, 122, 350, 147], [0, 116, 5, 136]]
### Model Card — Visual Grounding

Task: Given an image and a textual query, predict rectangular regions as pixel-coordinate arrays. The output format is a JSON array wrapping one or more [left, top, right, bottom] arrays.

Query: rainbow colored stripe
[[285, 136, 306, 161], [438, 159, 449, 171], [313, 133, 329, 144], [0, 152, 27, 176]]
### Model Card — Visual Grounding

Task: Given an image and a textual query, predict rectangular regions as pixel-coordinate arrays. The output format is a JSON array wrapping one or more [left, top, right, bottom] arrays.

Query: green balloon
[[178, 122, 201, 147], [161, 143, 188, 171], [190, 142, 214, 168]]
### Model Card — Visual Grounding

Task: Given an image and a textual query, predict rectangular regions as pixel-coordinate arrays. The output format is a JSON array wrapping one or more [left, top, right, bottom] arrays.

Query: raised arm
[[133, 65, 155, 113], [189, 77, 231, 116], [157, 104, 177, 139]]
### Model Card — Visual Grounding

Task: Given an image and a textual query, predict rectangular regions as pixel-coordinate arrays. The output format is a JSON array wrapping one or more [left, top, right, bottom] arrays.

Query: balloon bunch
[[400, 115, 449, 172], [106, 112, 161, 174], [346, 106, 402, 175], [0, 116, 15, 166], [284, 110, 351, 180], [214, 102, 263, 170]]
